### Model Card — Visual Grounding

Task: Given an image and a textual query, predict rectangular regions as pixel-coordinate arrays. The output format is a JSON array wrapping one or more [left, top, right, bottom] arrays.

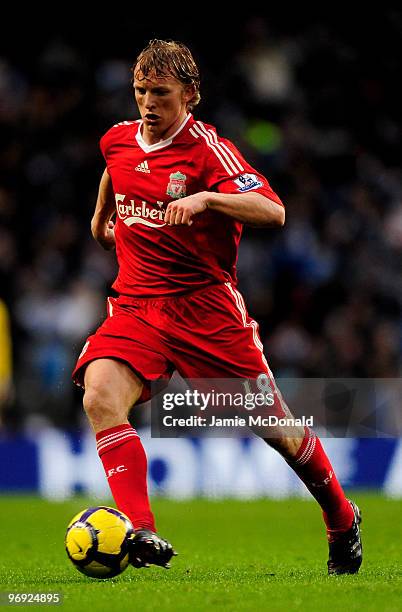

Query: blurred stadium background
[[1, 11, 402, 499]]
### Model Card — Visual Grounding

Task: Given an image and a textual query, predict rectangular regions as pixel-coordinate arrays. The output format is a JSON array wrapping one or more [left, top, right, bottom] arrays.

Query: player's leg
[[264, 420, 362, 575], [83, 357, 176, 569], [253, 376, 362, 574], [73, 295, 179, 568], [223, 283, 362, 573], [83, 358, 155, 530]]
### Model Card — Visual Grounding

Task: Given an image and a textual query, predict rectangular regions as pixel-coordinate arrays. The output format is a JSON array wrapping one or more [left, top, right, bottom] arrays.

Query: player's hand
[[164, 192, 209, 226], [92, 220, 116, 250]]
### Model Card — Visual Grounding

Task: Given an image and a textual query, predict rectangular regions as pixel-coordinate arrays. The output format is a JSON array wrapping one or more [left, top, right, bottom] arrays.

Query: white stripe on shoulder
[[189, 127, 199, 138], [217, 140, 244, 172], [192, 122, 234, 176], [196, 122, 239, 174], [204, 126, 245, 172]]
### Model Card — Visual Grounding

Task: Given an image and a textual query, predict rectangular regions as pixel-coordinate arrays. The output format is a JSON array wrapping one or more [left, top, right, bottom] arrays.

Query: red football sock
[[96, 424, 155, 531], [288, 427, 354, 541]]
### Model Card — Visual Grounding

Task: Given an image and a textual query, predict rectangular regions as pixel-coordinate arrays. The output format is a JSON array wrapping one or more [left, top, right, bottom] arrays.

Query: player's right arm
[[91, 168, 116, 251]]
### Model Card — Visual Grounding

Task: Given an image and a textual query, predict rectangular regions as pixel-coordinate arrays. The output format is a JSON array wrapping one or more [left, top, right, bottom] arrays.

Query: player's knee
[[83, 386, 122, 428]]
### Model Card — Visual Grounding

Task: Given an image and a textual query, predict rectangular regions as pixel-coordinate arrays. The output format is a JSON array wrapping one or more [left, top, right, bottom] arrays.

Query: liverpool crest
[[166, 171, 187, 199]]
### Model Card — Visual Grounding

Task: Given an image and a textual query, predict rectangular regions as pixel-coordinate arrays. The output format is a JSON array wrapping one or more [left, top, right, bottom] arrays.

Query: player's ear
[[183, 84, 195, 105]]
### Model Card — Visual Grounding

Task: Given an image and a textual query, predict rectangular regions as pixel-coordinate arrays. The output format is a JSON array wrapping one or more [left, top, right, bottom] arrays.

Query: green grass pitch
[[0, 494, 401, 611]]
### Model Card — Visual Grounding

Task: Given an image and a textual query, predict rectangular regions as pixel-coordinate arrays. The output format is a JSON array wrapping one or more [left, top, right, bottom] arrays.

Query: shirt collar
[[135, 113, 192, 153]]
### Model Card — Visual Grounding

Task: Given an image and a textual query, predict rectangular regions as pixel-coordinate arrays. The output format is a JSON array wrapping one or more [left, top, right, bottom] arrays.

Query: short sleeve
[[204, 137, 284, 206], [99, 121, 136, 163], [100, 131, 110, 161]]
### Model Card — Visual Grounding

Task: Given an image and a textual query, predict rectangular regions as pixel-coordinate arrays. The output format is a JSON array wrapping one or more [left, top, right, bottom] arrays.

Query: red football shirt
[[100, 113, 283, 297]]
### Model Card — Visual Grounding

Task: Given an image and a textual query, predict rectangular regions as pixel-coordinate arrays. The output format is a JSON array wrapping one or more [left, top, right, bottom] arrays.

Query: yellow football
[[65, 506, 134, 579]]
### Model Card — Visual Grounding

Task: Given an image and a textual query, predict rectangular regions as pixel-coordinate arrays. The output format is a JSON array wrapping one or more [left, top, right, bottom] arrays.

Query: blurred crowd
[[1, 14, 401, 428]]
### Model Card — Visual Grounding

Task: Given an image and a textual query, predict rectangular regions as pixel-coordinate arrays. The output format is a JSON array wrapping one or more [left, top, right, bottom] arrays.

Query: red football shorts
[[72, 282, 283, 408]]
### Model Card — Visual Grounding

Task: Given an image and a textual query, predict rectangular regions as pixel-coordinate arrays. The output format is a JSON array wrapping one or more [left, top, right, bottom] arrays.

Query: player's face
[[134, 68, 192, 142]]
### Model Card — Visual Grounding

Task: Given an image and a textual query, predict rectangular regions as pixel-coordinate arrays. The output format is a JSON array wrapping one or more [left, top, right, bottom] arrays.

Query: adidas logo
[[135, 160, 150, 173]]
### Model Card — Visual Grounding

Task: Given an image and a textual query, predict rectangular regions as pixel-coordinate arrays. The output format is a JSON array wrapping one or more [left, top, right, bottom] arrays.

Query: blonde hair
[[133, 39, 201, 111]]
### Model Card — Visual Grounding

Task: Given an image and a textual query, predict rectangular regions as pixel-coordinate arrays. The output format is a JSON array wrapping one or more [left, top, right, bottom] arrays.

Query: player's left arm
[[164, 190, 284, 227], [207, 190, 285, 226], [207, 191, 285, 226]]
